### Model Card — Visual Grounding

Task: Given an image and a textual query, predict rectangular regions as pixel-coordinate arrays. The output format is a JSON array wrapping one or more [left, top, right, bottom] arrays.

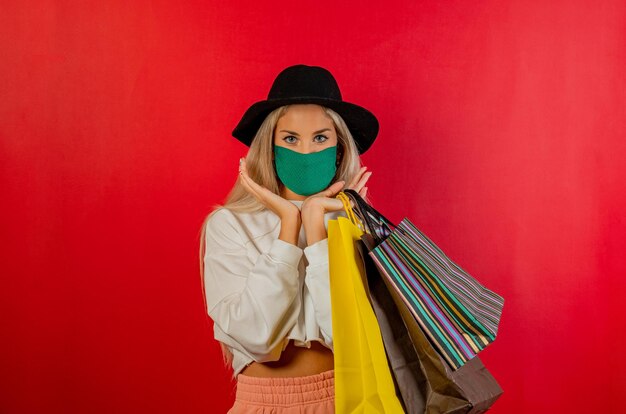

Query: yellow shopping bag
[[329, 192, 405, 413]]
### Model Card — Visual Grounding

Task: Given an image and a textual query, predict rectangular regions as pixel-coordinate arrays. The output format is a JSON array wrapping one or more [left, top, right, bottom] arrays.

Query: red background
[[1, 1, 624, 412]]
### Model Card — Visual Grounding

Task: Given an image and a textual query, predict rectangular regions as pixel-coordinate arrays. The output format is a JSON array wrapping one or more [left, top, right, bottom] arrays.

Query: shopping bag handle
[[340, 189, 408, 245], [336, 191, 366, 232]]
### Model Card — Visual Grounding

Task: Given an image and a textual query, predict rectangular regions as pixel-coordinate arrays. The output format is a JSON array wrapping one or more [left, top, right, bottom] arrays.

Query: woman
[[199, 64, 379, 413]]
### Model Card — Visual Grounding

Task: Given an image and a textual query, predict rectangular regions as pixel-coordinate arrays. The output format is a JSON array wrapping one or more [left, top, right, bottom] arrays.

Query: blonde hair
[[198, 104, 374, 380]]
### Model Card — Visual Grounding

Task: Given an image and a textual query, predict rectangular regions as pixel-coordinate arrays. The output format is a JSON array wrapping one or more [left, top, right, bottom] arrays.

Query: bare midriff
[[238, 339, 334, 378]]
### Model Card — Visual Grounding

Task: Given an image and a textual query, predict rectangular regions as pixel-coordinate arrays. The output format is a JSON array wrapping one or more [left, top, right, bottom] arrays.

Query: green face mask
[[274, 145, 338, 196]]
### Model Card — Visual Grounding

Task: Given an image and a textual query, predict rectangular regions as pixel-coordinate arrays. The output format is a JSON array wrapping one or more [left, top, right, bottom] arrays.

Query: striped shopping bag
[[340, 189, 504, 370]]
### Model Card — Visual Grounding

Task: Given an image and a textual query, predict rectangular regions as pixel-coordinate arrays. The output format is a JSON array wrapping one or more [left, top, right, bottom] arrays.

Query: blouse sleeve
[[303, 237, 334, 351], [203, 208, 304, 362]]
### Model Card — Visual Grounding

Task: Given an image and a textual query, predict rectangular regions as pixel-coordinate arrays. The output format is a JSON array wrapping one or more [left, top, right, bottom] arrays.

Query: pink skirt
[[227, 369, 335, 413]]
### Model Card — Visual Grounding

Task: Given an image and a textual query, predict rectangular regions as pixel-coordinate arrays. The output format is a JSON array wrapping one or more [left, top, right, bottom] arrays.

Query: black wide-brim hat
[[232, 64, 379, 154]]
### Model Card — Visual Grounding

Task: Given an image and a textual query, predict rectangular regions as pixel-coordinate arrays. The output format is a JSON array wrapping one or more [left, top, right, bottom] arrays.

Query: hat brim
[[232, 97, 379, 154]]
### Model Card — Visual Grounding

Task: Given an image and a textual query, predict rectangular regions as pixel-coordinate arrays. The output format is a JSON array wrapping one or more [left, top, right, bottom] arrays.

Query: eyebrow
[[279, 128, 332, 136]]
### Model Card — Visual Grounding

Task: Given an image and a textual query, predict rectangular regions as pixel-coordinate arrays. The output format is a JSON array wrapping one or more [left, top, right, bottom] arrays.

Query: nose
[[300, 141, 317, 154]]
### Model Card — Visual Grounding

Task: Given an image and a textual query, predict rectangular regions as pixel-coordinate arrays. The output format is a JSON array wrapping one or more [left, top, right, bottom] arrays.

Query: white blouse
[[202, 199, 347, 377]]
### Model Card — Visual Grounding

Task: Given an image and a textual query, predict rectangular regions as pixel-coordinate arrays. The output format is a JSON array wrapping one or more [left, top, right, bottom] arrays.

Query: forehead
[[277, 104, 334, 128]]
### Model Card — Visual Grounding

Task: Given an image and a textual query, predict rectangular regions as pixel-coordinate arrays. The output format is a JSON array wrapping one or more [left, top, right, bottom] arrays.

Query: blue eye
[[283, 135, 328, 144]]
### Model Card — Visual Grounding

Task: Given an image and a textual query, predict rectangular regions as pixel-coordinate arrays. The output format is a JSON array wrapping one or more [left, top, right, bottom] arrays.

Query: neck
[[280, 186, 306, 201]]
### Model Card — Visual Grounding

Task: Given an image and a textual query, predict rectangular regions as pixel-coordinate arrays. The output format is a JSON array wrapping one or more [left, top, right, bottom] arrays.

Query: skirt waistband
[[235, 369, 334, 406]]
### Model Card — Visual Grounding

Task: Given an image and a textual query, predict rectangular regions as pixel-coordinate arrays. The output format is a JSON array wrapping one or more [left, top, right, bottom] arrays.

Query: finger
[[319, 180, 345, 197], [329, 180, 345, 193], [347, 166, 366, 187], [239, 172, 263, 202], [348, 166, 367, 188], [243, 174, 273, 203], [239, 159, 266, 201], [347, 170, 372, 193], [314, 197, 346, 213], [240, 159, 265, 194], [352, 171, 372, 191], [326, 198, 346, 212]]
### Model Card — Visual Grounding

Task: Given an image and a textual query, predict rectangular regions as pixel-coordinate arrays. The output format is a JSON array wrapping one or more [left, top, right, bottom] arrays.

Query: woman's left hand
[[300, 167, 372, 245], [301, 166, 372, 215]]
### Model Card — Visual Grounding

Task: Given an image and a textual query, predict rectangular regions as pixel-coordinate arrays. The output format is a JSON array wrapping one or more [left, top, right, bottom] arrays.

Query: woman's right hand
[[238, 157, 301, 221]]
